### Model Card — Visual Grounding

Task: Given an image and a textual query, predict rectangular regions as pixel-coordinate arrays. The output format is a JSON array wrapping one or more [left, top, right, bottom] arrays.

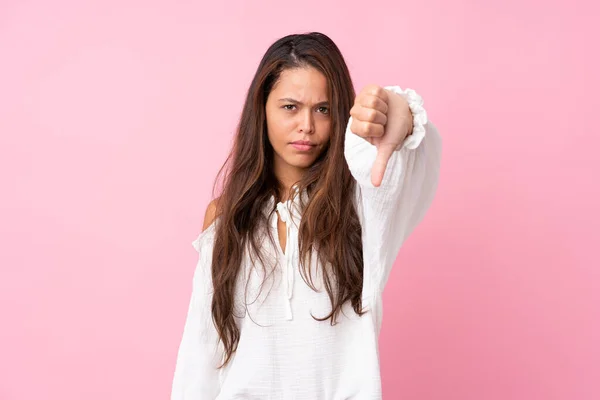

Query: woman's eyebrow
[[278, 98, 330, 106]]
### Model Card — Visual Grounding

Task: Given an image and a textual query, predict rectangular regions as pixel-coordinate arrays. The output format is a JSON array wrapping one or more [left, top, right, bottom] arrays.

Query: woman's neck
[[273, 158, 305, 201]]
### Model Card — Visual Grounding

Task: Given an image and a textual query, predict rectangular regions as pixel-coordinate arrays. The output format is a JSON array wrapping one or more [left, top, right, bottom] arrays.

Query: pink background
[[1, 0, 598, 399]]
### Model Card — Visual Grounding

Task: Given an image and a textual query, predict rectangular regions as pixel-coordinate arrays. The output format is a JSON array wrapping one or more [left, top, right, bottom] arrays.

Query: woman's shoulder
[[202, 197, 221, 232], [192, 197, 221, 253]]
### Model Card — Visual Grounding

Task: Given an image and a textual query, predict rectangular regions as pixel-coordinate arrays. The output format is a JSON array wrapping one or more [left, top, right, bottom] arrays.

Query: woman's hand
[[349, 84, 414, 187]]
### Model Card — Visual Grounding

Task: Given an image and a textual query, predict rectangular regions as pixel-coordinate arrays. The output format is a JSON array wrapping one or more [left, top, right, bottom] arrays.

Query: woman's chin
[[284, 157, 316, 169]]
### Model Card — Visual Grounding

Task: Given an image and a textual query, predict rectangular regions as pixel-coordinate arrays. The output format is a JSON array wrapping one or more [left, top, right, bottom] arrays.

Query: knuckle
[[362, 123, 371, 136], [366, 96, 378, 110], [362, 84, 379, 97], [367, 108, 378, 122], [364, 121, 375, 136], [373, 85, 385, 97]]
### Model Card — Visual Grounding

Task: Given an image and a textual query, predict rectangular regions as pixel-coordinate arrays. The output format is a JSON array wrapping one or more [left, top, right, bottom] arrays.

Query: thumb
[[371, 143, 395, 187]]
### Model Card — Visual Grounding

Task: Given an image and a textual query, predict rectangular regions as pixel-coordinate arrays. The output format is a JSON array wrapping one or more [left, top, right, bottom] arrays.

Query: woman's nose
[[298, 110, 315, 134]]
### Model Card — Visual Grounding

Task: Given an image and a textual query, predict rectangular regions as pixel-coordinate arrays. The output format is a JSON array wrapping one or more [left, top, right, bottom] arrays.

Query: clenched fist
[[349, 84, 414, 187]]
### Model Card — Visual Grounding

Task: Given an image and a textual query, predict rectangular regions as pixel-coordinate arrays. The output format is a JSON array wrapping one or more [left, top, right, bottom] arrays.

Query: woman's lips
[[291, 143, 314, 151], [290, 141, 316, 151]]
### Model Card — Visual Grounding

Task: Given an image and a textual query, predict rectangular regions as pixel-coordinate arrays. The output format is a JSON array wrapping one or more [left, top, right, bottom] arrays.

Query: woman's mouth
[[290, 141, 316, 151]]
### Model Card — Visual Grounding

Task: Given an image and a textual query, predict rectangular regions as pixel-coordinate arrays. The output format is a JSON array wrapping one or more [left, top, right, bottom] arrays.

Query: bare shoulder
[[202, 197, 221, 232]]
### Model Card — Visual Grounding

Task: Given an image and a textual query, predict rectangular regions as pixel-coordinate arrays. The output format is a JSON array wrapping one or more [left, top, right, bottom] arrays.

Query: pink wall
[[1, 0, 598, 399]]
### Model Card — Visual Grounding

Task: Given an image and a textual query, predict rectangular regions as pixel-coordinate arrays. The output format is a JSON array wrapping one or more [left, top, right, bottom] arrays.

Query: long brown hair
[[210, 32, 365, 367]]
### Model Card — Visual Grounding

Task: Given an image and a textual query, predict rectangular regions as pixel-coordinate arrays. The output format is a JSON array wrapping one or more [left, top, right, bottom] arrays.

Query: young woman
[[171, 32, 442, 399]]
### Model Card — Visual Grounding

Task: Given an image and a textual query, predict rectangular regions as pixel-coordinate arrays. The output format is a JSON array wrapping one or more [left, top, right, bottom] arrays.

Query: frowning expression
[[265, 67, 332, 171]]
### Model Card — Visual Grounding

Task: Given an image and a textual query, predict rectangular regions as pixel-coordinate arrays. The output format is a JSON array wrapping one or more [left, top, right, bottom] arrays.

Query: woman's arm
[[344, 86, 442, 295], [171, 223, 223, 399]]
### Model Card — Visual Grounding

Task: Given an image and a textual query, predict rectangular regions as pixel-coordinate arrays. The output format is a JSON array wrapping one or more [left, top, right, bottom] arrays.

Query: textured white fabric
[[171, 86, 442, 400]]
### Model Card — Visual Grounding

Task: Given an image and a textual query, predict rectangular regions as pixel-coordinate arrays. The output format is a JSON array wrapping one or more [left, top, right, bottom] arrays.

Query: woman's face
[[265, 67, 331, 174]]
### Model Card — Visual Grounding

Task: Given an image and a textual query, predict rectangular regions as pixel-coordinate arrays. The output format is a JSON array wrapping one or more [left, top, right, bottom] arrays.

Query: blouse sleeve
[[171, 225, 223, 399], [344, 86, 442, 296]]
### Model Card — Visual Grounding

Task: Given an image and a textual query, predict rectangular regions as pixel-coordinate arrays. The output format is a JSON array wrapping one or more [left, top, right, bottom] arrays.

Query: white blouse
[[171, 86, 442, 399]]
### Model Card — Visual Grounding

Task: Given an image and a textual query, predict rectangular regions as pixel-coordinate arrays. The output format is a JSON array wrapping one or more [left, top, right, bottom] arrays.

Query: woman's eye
[[283, 104, 328, 114]]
